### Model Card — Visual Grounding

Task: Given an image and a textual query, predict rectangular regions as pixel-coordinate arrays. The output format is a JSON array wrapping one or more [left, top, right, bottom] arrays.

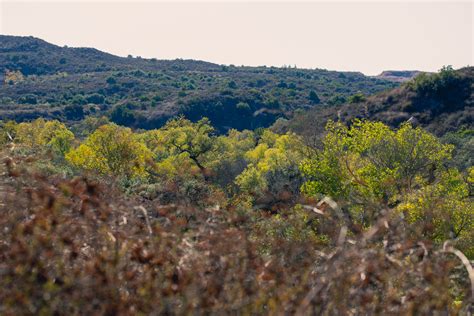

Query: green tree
[[72, 116, 110, 137], [18, 94, 38, 105], [227, 81, 237, 89], [348, 92, 366, 104], [441, 129, 473, 171], [66, 123, 152, 178], [159, 117, 215, 174], [300, 120, 453, 224], [407, 65, 458, 95], [40, 121, 75, 155], [64, 104, 85, 120], [110, 104, 136, 126], [398, 168, 473, 257], [206, 129, 256, 188], [236, 102, 251, 113], [236, 131, 306, 202], [14, 119, 74, 156], [106, 76, 117, 84], [86, 93, 105, 104], [308, 90, 320, 104]]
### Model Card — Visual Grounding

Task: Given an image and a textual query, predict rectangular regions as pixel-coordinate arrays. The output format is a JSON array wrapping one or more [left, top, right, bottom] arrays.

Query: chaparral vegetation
[[0, 36, 472, 315]]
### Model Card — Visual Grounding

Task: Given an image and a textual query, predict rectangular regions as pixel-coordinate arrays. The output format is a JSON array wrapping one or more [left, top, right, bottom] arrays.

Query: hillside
[[274, 66, 473, 141], [1, 35, 473, 315], [0, 35, 221, 75], [0, 35, 398, 132]]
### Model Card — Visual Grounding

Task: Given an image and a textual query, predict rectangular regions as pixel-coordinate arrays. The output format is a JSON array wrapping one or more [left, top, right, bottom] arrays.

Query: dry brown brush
[[0, 155, 472, 315]]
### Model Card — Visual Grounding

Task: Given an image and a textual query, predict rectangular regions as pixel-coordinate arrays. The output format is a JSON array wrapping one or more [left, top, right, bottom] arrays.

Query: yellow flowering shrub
[[66, 124, 152, 179]]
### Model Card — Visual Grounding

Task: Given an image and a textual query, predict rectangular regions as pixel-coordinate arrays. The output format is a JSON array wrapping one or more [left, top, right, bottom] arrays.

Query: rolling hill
[[274, 66, 473, 141], [0, 35, 398, 132]]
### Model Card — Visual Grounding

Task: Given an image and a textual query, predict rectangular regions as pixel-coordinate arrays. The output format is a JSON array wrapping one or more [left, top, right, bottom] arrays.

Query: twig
[[301, 204, 325, 215], [441, 241, 474, 302], [135, 205, 153, 235]]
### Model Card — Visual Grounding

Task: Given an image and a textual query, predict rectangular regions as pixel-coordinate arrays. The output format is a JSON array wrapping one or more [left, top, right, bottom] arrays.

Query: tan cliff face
[[3, 70, 25, 85], [373, 70, 427, 83]]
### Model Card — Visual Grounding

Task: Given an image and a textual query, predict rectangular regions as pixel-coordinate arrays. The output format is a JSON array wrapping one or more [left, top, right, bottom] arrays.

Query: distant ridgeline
[[0, 35, 398, 132]]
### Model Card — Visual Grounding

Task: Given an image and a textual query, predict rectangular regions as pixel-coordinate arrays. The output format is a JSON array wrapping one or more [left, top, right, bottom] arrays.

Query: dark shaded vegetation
[[0, 35, 397, 133], [442, 128, 474, 171]]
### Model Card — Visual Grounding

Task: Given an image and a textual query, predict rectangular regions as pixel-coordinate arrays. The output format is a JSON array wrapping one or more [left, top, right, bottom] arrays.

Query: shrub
[[348, 92, 366, 103], [308, 90, 320, 104], [110, 104, 136, 126], [66, 123, 152, 178], [18, 94, 38, 105], [86, 93, 105, 104], [64, 104, 85, 120]]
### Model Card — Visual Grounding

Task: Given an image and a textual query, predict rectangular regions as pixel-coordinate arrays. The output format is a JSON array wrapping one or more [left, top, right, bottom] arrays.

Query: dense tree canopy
[[0, 115, 472, 314], [3, 118, 74, 155], [0, 117, 471, 256], [301, 120, 452, 205], [300, 120, 471, 254], [236, 130, 306, 202]]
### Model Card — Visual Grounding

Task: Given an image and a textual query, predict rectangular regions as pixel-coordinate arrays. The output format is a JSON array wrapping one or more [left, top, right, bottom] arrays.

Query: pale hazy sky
[[1, 1, 472, 75]]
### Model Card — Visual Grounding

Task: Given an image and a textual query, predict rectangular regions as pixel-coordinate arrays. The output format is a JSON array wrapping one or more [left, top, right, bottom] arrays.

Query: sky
[[0, 0, 472, 75]]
